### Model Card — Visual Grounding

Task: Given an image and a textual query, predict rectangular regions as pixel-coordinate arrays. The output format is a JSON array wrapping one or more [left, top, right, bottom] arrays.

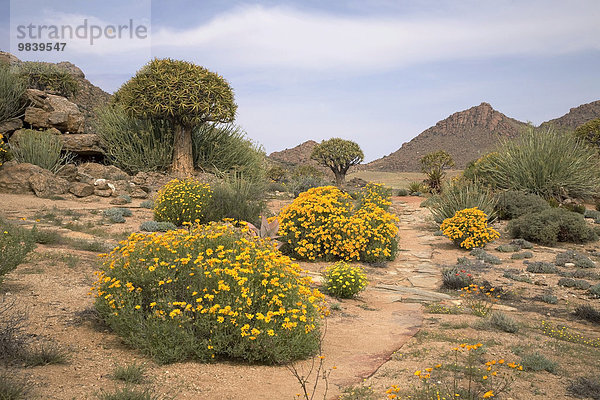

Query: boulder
[[78, 163, 129, 181], [60, 133, 104, 156], [130, 186, 149, 199], [94, 188, 113, 197], [57, 164, 78, 182], [69, 182, 94, 197], [23, 89, 84, 133], [0, 162, 69, 197], [0, 118, 23, 134], [0, 161, 38, 194], [29, 171, 69, 198]]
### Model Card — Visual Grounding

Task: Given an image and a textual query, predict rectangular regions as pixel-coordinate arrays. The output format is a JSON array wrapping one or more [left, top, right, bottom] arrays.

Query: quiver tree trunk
[[172, 124, 194, 177]]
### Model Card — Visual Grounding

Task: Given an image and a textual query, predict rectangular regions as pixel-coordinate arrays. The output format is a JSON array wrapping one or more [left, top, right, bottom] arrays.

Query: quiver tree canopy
[[311, 138, 364, 185], [113, 58, 237, 176]]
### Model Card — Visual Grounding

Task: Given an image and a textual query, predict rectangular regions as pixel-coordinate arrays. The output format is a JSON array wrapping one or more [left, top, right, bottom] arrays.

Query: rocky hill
[[366, 103, 528, 171], [268, 140, 320, 167], [539, 100, 600, 133], [0, 51, 112, 134]]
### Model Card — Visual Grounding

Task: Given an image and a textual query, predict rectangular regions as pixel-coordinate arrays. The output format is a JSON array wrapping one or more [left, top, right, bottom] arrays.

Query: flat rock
[[375, 284, 452, 302]]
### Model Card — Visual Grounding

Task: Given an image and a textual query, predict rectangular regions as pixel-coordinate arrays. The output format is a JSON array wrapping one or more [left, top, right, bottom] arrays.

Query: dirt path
[[0, 194, 442, 399]]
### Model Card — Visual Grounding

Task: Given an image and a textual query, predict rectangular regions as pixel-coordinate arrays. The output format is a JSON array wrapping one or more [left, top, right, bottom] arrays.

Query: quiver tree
[[113, 58, 237, 176], [420, 150, 455, 193], [311, 138, 364, 185], [575, 118, 600, 152]]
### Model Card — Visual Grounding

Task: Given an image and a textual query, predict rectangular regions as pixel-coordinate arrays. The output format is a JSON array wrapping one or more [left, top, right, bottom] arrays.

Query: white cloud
[[151, 1, 600, 75]]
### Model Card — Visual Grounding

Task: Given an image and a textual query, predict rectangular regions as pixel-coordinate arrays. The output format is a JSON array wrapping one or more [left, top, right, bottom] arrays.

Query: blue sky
[[2, 0, 600, 161]]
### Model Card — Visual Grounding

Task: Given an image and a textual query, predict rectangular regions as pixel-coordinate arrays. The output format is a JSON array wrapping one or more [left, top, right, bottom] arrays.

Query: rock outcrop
[[24, 89, 85, 133]]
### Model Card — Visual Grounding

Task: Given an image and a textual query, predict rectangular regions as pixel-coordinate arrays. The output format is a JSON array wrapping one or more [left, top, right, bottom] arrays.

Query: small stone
[[110, 196, 129, 205], [564, 262, 576, 268]]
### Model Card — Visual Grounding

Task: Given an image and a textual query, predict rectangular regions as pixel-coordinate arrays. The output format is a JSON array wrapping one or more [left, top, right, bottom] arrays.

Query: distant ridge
[[540, 100, 600, 133], [366, 102, 527, 171]]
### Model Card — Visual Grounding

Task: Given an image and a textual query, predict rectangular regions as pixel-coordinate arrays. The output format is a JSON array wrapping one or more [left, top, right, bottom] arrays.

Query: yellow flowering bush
[[323, 262, 368, 298], [440, 207, 499, 249], [153, 178, 212, 226], [92, 222, 327, 364], [356, 182, 392, 210], [0, 133, 9, 167], [278, 186, 399, 262]]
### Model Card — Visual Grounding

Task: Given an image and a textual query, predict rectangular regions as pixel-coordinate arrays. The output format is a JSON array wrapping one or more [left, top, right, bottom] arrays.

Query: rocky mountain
[[366, 102, 528, 171], [268, 140, 320, 167], [539, 100, 600, 133]]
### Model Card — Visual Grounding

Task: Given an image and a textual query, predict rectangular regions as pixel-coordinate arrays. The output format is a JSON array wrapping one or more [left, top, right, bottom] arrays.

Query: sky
[[1, 0, 600, 161]]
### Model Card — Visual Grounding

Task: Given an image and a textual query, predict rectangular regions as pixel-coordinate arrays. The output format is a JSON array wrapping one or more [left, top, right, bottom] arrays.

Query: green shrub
[[266, 165, 287, 182], [555, 250, 596, 269], [563, 203, 586, 215], [510, 251, 533, 260], [585, 209, 600, 220], [139, 200, 154, 209], [540, 293, 558, 304], [559, 269, 600, 280], [0, 219, 35, 284], [590, 284, 600, 297], [426, 180, 497, 224], [139, 221, 177, 232], [0, 65, 27, 123], [441, 267, 473, 290], [96, 387, 160, 400], [509, 239, 534, 249], [93, 222, 326, 364], [96, 106, 174, 174], [567, 377, 600, 400], [16, 62, 78, 97], [408, 181, 424, 194], [205, 175, 266, 226], [290, 175, 329, 198], [9, 129, 70, 173], [508, 208, 597, 246], [480, 128, 600, 200], [503, 271, 532, 283], [153, 178, 211, 226], [490, 311, 519, 333], [396, 188, 409, 196], [470, 248, 501, 265], [495, 190, 550, 220], [520, 352, 558, 373], [112, 362, 146, 384], [103, 208, 132, 224], [573, 305, 600, 324], [496, 244, 519, 252], [323, 262, 368, 298], [0, 371, 31, 400], [192, 123, 265, 182], [574, 118, 600, 152], [558, 278, 591, 290], [525, 262, 557, 274]]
